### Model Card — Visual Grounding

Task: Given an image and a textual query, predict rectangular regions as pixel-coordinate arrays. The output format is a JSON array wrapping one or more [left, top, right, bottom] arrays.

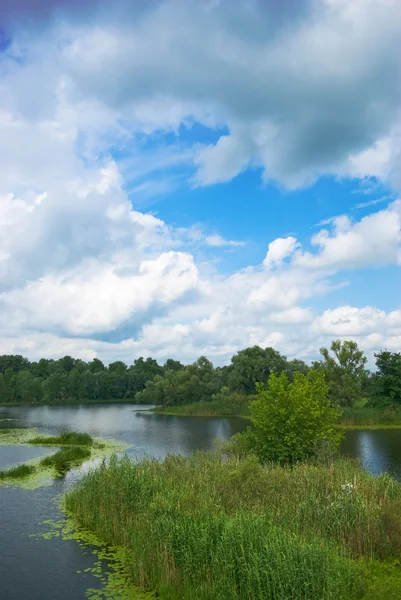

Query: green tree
[[314, 340, 368, 406], [372, 351, 401, 406], [233, 371, 341, 464], [228, 346, 288, 394], [163, 358, 184, 372]]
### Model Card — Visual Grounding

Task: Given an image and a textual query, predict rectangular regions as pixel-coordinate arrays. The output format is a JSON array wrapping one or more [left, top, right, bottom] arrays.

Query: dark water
[[1, 404, 401, 600]]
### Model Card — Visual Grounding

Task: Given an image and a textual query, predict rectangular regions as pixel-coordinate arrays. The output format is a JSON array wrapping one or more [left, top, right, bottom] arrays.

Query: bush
[[233, 370, 342, 465]]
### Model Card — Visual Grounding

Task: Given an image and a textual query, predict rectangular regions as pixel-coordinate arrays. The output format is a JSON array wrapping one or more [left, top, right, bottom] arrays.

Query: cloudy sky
[[0, 0, 400, 366]]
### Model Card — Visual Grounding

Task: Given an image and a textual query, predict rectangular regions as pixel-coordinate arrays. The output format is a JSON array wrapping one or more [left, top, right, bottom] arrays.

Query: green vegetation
[[0, 463, 35, 480], [66, 451, 401, 600], [152, 396, 250, 417], [28, 431, 94, 446], [340, 406, 401, 428], [40, 446, 92, 475], [230, 371, 342, 464]]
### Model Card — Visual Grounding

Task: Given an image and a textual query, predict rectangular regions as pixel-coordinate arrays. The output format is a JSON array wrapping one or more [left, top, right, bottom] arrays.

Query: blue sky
[[0, 0, 400, 365]]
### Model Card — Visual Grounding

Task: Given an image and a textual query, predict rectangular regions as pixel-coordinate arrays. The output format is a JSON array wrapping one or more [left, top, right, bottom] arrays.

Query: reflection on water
[[341, 429, 401, 480], [1, 403, 401, 600]]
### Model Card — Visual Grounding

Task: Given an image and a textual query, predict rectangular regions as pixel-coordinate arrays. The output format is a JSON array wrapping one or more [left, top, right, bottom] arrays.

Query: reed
[[28, 431, 94, 446], [0, 463, 35, 480], [41, 446, 91, 475], [339, 407, 401, 427], [66, 452, 401, 599], [152, 399, 250, 417]]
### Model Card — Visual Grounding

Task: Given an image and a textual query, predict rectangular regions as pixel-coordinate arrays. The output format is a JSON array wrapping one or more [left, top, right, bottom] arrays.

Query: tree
[[314, 340, 368, 406], [372, 351, 401, 406], [164, 358, 184, 372], [228, 346, 288, 394], [232, 371, 342, 464]]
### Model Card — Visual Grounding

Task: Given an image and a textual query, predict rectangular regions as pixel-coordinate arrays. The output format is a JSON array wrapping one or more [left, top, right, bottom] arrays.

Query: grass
[[28, 431, 94, 446], [0, 429, 11, 434], [151, 399, 250, 417], [40, 446, 92, 475], [339, 407, 401, 428], [0, 463, 36, 480], [66, 451, 401, 600]]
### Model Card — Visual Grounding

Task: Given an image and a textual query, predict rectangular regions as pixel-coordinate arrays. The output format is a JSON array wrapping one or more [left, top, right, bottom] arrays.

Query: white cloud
[[295, 201, 401, 271], [263, 237, 299, 269], [204, 234, 245, 248]]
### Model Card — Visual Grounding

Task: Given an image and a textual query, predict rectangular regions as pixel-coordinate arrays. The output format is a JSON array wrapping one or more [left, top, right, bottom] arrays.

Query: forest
[[0, 341, 399, 409]]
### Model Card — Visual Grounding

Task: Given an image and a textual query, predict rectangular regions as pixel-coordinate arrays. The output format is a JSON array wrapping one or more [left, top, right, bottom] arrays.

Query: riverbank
[[150, 403, 401, 429], [66, 451, 401, 600]]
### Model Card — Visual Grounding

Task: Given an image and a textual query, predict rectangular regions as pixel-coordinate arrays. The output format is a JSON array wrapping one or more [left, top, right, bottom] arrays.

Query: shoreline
[[149, 407, 401, 429]]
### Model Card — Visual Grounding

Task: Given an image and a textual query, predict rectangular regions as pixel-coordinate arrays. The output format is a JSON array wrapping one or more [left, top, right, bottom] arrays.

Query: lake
[[1, 403, 401, 600]]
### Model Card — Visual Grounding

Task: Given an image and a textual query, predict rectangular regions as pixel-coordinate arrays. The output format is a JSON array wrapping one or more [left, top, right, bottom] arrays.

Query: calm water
[[1, 403, 401, 600]]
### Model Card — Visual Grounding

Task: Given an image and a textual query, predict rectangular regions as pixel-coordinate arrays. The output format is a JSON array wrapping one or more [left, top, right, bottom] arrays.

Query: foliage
[[233, 370, 342, 464], [314, 340, 368, 407], [372, 351, 401, 406], [136, 357, 223, 406], [66, 452, 401, 600], [228, 346, 288, 394], [0, 340, 399, 408]]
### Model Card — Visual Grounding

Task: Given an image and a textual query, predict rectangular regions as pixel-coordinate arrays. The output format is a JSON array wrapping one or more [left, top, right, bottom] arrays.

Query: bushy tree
[[228, 346, 288, 394], [314, 340, 368, 406], [372, 351, 401, 406], [232, 371, 342, 464]]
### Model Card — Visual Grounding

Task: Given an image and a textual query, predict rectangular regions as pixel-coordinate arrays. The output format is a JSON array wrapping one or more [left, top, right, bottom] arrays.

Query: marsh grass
[[0, 463, 35, 480], [152, 399, 250, 417], [29, 431, 94, 446], [41, 446, 91, 475], [66, 452, 401, 599], [339, 407, 401, 428]]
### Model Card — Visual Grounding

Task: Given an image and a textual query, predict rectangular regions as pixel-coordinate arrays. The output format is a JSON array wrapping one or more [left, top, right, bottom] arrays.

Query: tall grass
[[28, 431, 94, 446], [339, 407, 401, 427], [66, 452, 401, 599], [153, 399, 250, 417], [0, 463, 35, 480], [41, 446, 91, 475]]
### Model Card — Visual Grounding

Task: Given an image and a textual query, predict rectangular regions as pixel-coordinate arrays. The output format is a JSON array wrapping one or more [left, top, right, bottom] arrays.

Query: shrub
[[232, 370, 342, 465]]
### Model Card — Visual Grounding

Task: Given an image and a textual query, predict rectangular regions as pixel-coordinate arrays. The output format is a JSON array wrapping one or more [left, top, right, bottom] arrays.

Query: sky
[[0, 0, 400, 366]]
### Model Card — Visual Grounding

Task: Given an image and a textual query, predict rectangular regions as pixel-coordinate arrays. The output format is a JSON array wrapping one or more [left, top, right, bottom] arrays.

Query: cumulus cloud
[[295, 201, 401, 271], [263, 237, 299, 269], [49, 0, 401, 189]]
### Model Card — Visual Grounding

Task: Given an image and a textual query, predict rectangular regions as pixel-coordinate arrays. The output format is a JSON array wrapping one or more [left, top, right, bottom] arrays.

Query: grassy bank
[[66, 451, 401, 600], [339, 407, 401, 429], [151, 402, 401, 429], [151, 399, 250, 417], [0, 463, 35, 480]]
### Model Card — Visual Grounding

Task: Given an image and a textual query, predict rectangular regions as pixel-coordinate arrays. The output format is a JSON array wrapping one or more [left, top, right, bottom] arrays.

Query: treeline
[[0, 341, 400, 406], [0, 355, 183, 404], [137, 341, 401, 409]]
